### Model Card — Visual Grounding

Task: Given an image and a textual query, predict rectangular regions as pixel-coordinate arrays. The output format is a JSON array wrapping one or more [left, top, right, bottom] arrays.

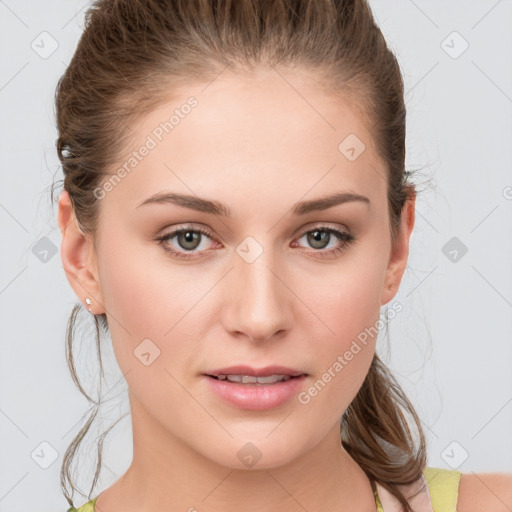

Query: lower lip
[[203, 375, 308, 410]]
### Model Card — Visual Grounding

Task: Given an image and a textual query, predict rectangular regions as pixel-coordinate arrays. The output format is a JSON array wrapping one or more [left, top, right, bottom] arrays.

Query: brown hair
[[52, 0, 429, 510]]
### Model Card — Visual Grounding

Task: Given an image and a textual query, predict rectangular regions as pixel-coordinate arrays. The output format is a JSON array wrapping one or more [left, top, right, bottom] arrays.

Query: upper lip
[[204, 365, 307, 377]]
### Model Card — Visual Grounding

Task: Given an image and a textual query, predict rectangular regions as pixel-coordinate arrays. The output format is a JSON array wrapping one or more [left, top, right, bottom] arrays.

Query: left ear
[[380, 191, 416, 306]]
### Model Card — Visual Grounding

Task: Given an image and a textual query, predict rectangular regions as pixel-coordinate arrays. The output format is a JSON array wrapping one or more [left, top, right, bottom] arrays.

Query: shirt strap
[[375, 473, 434, 512]]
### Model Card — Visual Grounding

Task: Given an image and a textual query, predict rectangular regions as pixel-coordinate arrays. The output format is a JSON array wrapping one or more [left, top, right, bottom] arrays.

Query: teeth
[[216, 374, 292, 384]]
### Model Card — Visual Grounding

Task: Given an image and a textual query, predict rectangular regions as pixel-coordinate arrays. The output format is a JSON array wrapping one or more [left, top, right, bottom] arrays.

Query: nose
[[222, 248, 293, 343]]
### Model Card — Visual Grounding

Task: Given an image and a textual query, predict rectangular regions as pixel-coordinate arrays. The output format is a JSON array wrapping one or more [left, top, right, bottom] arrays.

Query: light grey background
[[1, 0, 511, 510]]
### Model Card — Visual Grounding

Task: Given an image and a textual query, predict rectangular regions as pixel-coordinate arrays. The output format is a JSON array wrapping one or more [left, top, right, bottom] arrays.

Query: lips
[[203, 372, 308, 410], [204, 365, 307, 378]]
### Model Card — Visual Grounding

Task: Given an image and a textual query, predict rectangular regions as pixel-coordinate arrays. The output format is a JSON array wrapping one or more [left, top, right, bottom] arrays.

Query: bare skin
[[58, 67, 416, 512]]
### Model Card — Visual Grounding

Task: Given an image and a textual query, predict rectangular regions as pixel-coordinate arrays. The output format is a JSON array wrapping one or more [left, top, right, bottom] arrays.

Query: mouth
[[204, 374, 306, 385], [202, 372, 308, 410], [204, 364, 307, 381]]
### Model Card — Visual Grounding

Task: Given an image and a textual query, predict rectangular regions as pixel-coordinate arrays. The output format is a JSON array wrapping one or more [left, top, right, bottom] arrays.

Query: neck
[[95, 395, 377, 512]]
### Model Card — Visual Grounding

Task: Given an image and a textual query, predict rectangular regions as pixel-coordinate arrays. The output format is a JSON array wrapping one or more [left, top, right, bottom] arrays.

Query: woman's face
[[59, 67, 414, 469]]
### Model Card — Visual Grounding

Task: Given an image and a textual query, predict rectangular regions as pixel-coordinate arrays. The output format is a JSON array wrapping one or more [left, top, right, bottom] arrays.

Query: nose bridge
[[227, 236, 290, 341]]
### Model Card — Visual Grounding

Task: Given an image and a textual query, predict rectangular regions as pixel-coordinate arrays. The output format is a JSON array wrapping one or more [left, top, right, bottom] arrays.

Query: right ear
[[57, 190, 105, 315]]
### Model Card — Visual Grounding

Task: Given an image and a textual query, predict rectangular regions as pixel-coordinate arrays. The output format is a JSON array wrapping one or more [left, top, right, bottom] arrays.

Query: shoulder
[[457, 472, 512, 512]]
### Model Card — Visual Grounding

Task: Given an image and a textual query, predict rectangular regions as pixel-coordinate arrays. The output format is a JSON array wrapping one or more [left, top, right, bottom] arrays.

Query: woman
[[55, 0, 512, 510]]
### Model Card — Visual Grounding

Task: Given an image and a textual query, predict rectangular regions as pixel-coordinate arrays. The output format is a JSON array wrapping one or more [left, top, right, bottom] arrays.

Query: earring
[[85, 297, 93, 311]]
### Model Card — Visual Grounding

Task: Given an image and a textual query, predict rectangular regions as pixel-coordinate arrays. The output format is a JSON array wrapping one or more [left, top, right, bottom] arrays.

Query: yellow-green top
[[68, 466, 462, 512]]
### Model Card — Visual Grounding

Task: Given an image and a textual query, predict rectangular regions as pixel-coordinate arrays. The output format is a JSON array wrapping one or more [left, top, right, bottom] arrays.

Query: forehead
[[100, 67, 387, 216]]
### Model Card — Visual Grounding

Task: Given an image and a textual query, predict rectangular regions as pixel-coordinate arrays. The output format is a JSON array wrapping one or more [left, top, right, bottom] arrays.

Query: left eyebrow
[[292, 192, 371, 215], [136, 191, 371, 217]]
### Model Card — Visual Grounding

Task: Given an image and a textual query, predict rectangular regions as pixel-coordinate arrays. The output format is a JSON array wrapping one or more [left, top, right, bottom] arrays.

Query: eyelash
[[155, 224, 356, 261]]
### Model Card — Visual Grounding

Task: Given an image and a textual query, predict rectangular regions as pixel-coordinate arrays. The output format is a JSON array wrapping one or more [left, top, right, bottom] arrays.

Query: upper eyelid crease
[[137, 191, 371, 216]]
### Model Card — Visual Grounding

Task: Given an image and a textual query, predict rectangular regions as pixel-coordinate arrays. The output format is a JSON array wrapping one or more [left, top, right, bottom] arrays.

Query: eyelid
[[291, 221, 350, 238]]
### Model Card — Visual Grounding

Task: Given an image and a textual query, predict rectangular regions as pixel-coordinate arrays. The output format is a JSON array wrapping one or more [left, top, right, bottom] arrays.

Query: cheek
[[304, 253, 386, 349], [97, 241, 209, 423], [96, 228, 206, 371], [295, 254, 386, 414]]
